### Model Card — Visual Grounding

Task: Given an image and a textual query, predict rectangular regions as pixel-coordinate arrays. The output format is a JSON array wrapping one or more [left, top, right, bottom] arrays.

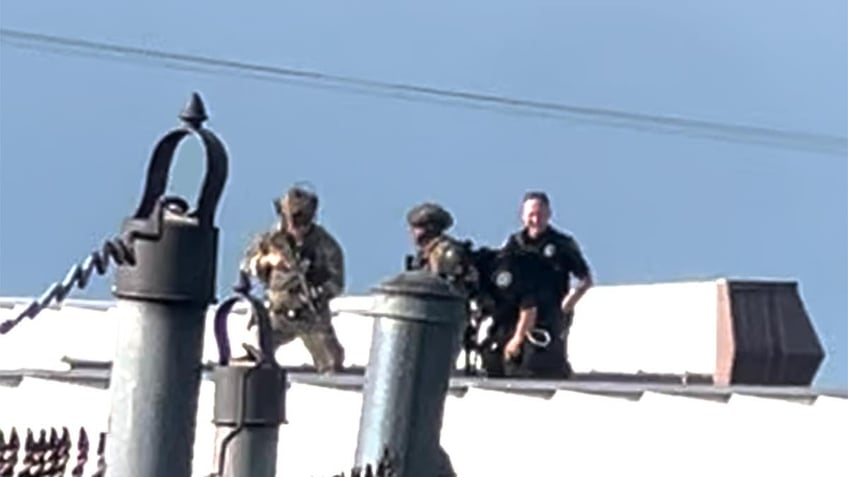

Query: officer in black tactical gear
[[472, 246, 561, 378], [502, 191, 594, 378]]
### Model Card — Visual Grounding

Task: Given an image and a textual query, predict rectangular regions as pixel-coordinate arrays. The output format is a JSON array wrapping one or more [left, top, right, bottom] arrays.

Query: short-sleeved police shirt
[[475, 249, 553, 331], [503, 227, 590, 299]]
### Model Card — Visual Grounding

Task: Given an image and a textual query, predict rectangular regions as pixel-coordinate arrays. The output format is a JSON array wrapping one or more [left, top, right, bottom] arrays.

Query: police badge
[[543, 243, 556, 257]]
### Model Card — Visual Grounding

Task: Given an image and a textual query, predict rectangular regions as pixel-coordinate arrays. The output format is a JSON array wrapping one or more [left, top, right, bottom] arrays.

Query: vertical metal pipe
[[354, 270, 466, 476], [106, 300, 208, 477], [208, 283, 287, 477], [211, 364, 287, 477]]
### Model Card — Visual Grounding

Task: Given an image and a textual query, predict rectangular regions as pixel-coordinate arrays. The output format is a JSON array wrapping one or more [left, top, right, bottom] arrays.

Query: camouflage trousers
[[264, 307, 346, 373]]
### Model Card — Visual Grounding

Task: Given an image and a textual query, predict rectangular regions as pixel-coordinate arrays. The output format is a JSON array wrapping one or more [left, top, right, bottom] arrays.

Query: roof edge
[[1, 368, 846, 400]]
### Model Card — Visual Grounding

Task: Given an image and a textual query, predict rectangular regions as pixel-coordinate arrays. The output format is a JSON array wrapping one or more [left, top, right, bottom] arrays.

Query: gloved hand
[[300, 285, 324, 303]]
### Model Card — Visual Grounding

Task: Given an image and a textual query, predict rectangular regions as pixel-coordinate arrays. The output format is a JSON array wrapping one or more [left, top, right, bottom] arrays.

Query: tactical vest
[[413, 235, 477, 295]]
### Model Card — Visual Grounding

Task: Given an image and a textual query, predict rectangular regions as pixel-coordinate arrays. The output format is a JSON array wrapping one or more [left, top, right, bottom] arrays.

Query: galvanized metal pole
[[106, 92, 229, 477], [354, 270, 467, 476], [209, 284, 287, 477]]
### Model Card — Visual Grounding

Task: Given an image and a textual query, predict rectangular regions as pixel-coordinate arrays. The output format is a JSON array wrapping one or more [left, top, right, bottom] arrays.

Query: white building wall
[[1, 292, 847, 476], [1, 379, 846, 476]]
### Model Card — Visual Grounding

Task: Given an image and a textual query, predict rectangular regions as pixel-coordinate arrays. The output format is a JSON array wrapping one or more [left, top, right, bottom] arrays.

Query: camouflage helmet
[[274, 183, 319, 226], [406, 202, 454, 232]]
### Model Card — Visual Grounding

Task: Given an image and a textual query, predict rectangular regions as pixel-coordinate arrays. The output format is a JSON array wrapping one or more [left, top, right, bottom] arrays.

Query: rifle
[[256, 230, 322, 320]]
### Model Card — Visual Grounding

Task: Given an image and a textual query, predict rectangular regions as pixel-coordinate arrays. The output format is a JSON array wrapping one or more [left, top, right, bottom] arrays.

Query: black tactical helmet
[[406, 202, 454, 232], [274, 184, 319, 226]]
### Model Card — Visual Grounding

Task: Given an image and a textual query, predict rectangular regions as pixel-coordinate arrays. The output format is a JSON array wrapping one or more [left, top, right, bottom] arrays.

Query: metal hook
[[132, 92, 229, 227], [213, 272, 276, 366]]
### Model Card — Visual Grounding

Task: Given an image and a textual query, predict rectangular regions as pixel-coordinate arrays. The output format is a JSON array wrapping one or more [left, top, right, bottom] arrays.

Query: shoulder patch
[[494, 269, 513, 288]]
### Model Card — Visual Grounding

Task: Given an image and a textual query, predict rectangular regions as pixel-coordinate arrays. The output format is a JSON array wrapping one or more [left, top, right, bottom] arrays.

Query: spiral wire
[[0, 235, 138, 335], [0, 195, 198, 336]]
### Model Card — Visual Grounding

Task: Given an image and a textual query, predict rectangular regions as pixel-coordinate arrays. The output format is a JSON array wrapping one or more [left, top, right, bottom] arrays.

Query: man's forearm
[[562, 275, 593, 311], [511, 307, 537, 343]]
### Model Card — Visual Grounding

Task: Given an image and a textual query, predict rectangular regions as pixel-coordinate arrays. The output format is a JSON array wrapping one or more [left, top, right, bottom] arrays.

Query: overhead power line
[[1, 28, 845, 156]]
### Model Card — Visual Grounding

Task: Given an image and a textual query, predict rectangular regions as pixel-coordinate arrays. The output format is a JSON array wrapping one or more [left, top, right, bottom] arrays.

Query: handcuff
[[525, 328, 552, 348]]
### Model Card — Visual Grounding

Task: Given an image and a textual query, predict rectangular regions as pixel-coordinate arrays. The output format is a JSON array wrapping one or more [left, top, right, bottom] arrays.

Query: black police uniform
[[502, 227, 591, 377], [474, 248, 564, 378]]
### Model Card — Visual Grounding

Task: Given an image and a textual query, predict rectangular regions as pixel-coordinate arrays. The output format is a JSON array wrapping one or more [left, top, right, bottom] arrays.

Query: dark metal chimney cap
[[371, 270, 463, 301]]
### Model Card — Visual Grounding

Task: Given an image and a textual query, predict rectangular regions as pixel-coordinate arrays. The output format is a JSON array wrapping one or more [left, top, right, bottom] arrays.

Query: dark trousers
[[560, 311, 574, 378], [481, 318, 568, 379]]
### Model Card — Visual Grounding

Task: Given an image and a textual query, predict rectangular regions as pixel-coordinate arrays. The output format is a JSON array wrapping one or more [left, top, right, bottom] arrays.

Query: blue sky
[[1, 1, 845, 387]]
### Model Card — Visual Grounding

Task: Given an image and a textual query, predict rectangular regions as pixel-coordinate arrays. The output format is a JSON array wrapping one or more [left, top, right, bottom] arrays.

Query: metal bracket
[[132, 92, 228, 228], [213, 272, 276, 365]]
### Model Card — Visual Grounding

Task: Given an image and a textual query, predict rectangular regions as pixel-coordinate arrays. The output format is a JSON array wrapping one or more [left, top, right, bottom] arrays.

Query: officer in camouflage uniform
[[241, 185, 346, 374], [405, 203, 480, 371], [404, 202, 466, 477], [405, 202, 478, 297]]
